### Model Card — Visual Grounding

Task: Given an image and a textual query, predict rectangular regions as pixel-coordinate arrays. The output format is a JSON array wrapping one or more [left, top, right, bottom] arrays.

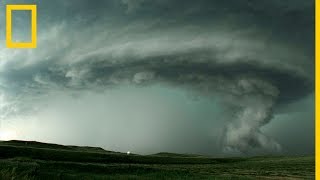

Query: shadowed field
[[0, 140, 314, 179]]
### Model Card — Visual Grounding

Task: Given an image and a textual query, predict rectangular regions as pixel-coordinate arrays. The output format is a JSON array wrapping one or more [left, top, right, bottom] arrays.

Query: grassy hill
[[0, 140, 314, 179]]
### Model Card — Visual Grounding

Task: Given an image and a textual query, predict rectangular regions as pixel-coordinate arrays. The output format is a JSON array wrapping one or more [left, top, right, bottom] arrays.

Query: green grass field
[[0, 140, 314, 179]]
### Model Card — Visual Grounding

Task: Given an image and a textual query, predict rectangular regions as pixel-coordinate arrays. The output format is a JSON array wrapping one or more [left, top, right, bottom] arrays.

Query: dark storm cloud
[[0, 0, 314, 155], [38, 55, 313, 104], [1, 50, 313, 108]]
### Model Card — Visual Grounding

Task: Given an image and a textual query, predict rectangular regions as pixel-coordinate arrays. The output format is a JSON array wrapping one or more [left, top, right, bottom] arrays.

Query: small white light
[[127, 151, 131, 155]]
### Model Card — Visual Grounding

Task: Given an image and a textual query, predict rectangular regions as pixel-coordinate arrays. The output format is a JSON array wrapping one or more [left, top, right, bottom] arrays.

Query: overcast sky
[[0, 0, 314, 156]]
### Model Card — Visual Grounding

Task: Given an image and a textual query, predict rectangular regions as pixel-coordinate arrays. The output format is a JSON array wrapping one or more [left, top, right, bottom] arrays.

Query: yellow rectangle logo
[[6, 5, 37, 48]]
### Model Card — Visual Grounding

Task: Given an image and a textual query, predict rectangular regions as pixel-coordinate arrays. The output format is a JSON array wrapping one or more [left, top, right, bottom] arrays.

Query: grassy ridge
[[0, 140, 315, 179]]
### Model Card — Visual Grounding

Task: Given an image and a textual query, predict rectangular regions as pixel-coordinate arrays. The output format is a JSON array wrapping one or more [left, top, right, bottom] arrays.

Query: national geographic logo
[[6, 4, 37, 48]]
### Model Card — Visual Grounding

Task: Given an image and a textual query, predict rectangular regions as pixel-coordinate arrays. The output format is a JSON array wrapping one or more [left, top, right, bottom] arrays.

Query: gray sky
[[0, 0, 314, 156]]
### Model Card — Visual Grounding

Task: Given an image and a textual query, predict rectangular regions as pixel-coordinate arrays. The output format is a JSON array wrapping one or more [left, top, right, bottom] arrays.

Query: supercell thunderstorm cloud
[[0, 0, 315, 156]]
